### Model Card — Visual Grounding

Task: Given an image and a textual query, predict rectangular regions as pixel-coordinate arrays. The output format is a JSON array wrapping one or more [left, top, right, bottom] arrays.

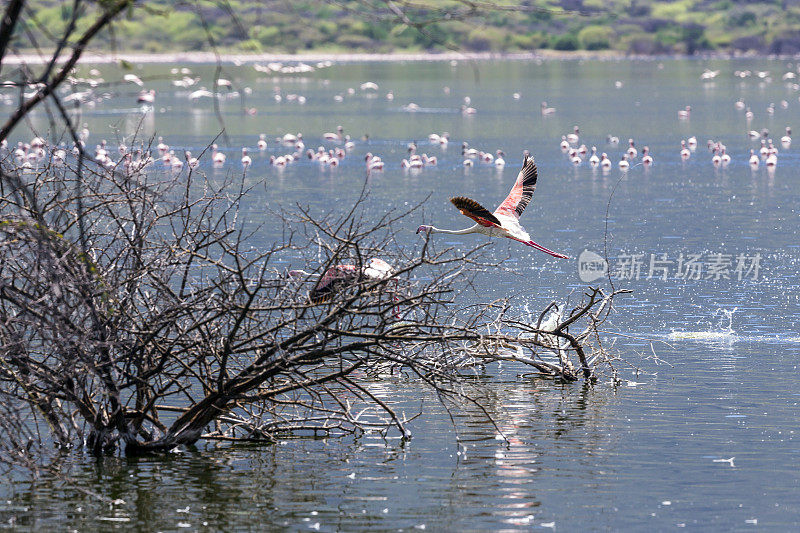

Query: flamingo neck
[[429, 225, 479, 235]]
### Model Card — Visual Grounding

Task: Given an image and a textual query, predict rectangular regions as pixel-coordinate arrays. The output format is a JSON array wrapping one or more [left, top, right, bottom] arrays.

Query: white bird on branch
[[416, 155, 569, 259]]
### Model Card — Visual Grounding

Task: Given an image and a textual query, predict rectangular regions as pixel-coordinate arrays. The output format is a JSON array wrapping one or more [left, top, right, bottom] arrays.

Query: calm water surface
[[4, 57, 800, 530]]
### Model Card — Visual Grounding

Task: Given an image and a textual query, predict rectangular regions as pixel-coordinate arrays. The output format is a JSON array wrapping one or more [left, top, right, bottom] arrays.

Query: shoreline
[[3, 49, 780, 66]]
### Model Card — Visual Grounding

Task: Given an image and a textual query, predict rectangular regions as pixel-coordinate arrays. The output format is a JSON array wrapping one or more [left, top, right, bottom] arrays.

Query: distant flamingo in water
[[212, 144, 226, 166], [641, 146, 653, 166], [748, 149, 759, 169], [416, 155, 568, 259], [365, 153, 384, 171], [680, 140, 691, 160], [566, 126, 579, 145], [626, 139, 637, 159], [589, 146, 600, 167], [781, 126, 792, 147], [600, 152, 612, 170], [137, 89, 155, 104], [323, 126, 344, 141]]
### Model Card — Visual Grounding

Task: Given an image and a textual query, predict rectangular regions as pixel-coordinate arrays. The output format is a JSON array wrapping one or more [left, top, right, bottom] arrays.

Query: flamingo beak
[[527, 240, 569, 259]]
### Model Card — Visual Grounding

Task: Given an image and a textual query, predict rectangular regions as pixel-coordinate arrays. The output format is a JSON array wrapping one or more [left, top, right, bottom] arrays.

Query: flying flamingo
[[416, 155, 568, 259]]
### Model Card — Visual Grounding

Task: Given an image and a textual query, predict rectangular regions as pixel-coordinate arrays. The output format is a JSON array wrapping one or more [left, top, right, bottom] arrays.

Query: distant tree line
[[12, 0, 800, 56]]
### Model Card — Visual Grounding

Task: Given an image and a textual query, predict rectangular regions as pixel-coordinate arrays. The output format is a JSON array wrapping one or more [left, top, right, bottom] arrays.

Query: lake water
[[4, 57, 800, 530]]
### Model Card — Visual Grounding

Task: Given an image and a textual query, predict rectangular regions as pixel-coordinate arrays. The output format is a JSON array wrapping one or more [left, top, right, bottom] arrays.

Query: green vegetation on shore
[[16, 1, 800, 56]]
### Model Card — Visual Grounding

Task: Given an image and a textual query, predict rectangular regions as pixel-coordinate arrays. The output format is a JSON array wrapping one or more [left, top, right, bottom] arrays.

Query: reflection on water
[[4, 57, 800, 530]]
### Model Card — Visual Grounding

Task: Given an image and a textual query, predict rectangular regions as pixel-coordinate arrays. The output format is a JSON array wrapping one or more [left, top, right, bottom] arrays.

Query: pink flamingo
[[748, 149, 759, 169], [600, 152, 612, 170], [566, 126, 579, 145], [137, 89, 155, 104], [642, 146, 653, 166], [212, 144, 226, 166], [626, 139, 637, 159], [680, 140, 690, 160], [287, 258, 394, 304], [589, 147, 600, 167], [781, 126, 792, 147], [416, 155, 568, 259], [712, 147, 722, 166], [185, 151, 199, 168], [365, 153, 384, 171], [323, 126, 344, 141], [541, 101, 556, 115]]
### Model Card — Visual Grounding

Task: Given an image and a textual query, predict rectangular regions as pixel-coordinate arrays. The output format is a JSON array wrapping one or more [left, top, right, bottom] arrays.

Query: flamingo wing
[[450, 196, 502, 227], [494, 155, 538, 220], [309, 264, 358, 303]]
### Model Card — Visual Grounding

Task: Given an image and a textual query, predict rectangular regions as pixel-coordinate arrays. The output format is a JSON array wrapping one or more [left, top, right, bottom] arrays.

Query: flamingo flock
[[5, 58, 791, 224], [560, 112, 788, 172], [559, 128, 654, 172]]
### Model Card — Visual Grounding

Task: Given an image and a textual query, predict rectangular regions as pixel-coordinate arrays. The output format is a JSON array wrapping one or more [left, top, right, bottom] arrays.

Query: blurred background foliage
[[14, 0, 800, 55]]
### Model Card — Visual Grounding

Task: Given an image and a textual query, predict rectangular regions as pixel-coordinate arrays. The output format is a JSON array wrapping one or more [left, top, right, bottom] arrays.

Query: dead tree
[[0, 1, 631, 469], [0, 140, 630, 457]]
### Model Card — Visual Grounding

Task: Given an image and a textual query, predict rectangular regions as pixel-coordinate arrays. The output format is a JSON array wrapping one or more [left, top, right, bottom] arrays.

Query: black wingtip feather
[[450, 196, 502, 226], [521, 155, 538, 187]]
